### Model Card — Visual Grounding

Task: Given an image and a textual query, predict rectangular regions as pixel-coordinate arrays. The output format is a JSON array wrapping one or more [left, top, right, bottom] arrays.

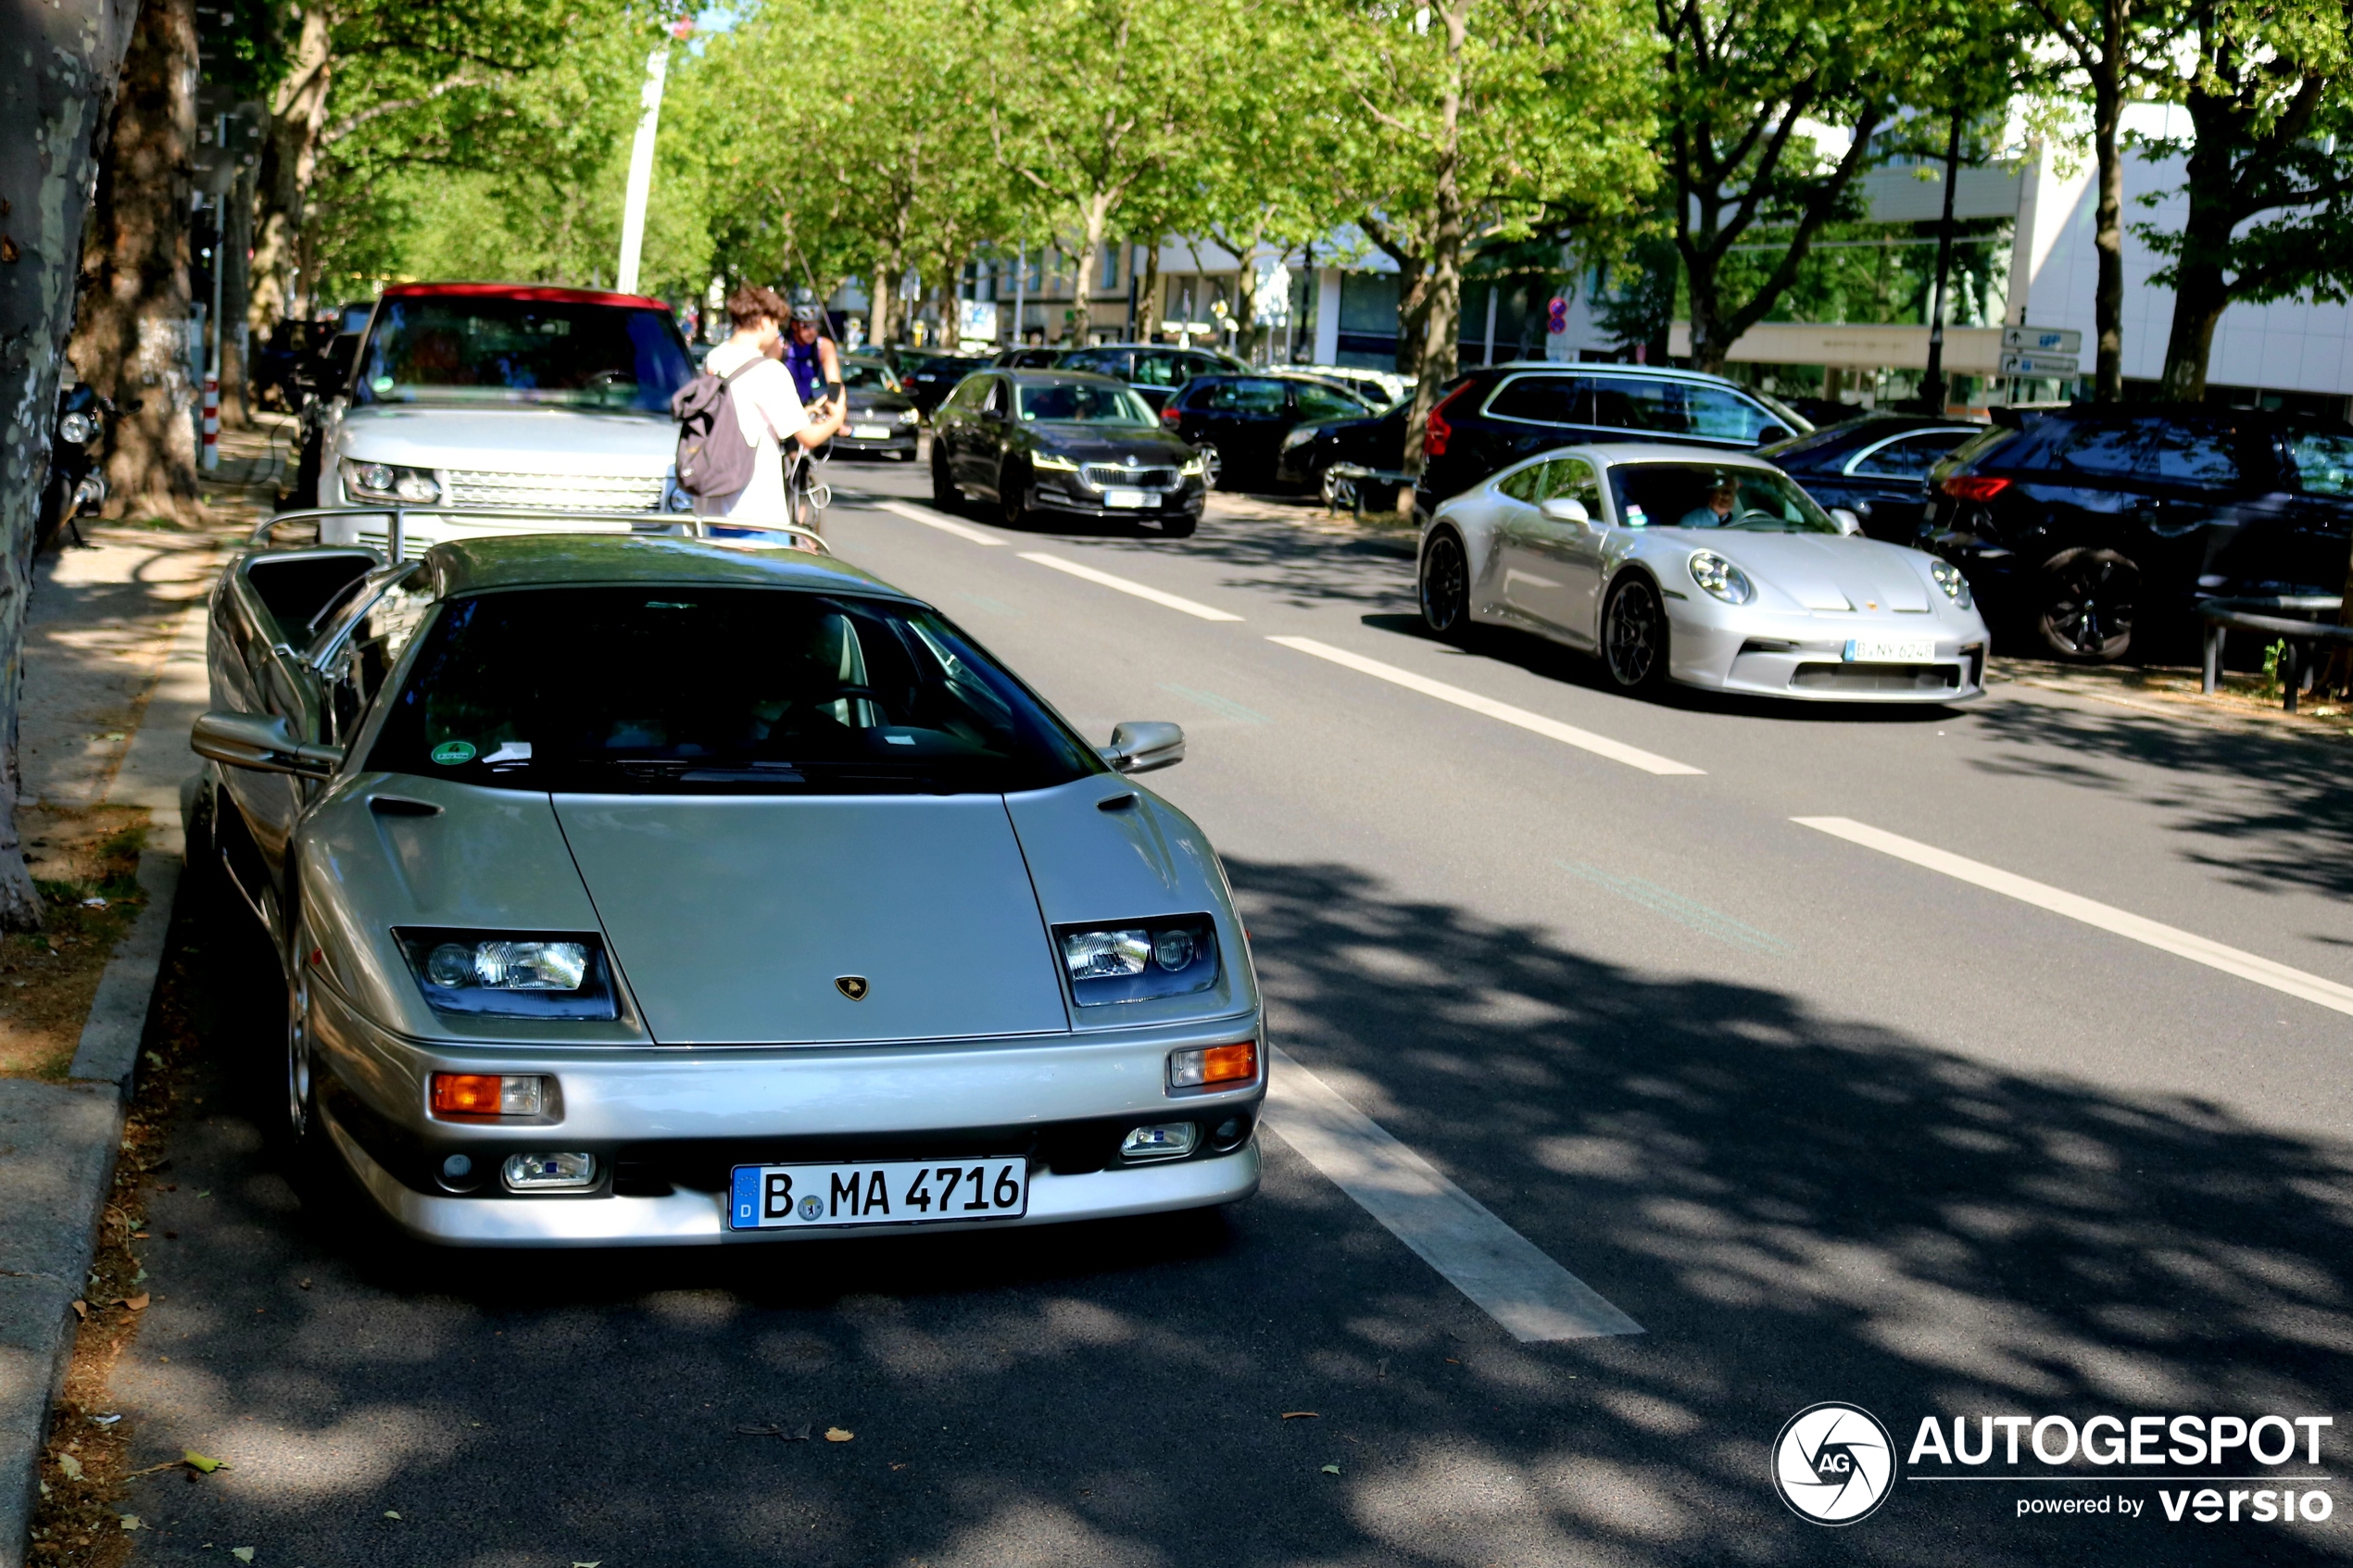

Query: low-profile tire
[[997, 460, 1030, 528], [2033, 546, 2137, 661], [1420, 530, 1471, 640], [1602, 574, 1671, 694], [1161, 513, 1198, 539], [930, 446, 961, 508]]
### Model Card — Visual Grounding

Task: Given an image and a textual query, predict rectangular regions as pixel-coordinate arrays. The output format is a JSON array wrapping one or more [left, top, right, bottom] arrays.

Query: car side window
[[1206, 378, 1287, 414], [2286, 431, 2353, 495], [1588, 376, 1690, 435], [1853, 431, 1974, 480], [2140, 420, 2242, 487], [1134, 350, 1189, 386], [1486, 374, 1581, 424], [1495, 464, 1543, 502], [1293, 383, 1362, 420], [1682, 385, 1778, 443], [1062, 348, 1117, 378], [2049, 420, 2150, 478], [326, 574, 437, 745]]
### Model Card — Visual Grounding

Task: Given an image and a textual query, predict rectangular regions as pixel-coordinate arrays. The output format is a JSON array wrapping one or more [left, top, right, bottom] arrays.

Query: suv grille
[[1080, 463, 1179, 490], [445, 470, 666, 510]]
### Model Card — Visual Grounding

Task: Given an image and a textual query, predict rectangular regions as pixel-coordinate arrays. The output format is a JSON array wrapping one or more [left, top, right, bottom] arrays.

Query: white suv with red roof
[[304, 283, 698, 557]]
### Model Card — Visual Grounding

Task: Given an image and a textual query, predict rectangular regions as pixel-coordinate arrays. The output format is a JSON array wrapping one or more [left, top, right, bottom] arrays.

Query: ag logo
[[835, 975, 869, 1000], [1771, 1402, 1895, 1525]]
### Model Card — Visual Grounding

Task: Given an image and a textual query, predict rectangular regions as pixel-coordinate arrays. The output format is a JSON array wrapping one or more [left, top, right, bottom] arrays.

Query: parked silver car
[[193, 525, 1263, 1246], [1416, 444, 1991, 701]]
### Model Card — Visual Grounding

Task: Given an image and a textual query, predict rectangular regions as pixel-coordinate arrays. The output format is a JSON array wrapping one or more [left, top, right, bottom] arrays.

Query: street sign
[[2002, 325, 2082, 354], [2001, 351, 2081, 377]]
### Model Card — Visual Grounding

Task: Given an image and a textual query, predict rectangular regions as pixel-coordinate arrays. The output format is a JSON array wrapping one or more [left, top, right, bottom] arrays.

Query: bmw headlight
[[57, 411, 97, 445], [1031, 451, 1080, 471], [1055, 918, 1218, 1006], [343, 459, 442, 504], [1689, 550, 1755, 605], [1930, 558, 1973, 608], [395, 929, 618, 1019]]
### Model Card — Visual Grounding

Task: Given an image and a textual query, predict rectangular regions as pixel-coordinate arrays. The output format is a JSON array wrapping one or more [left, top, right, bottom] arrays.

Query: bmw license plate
[[850, 423, 891, 440], [1843, 637, 1936, 663], [1102, 487, 1154, 508], [728, 1157, 1027, 1230]]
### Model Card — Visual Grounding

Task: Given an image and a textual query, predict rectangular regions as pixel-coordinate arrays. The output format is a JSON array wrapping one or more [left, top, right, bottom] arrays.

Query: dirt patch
[[0, 806, 150, 1081]]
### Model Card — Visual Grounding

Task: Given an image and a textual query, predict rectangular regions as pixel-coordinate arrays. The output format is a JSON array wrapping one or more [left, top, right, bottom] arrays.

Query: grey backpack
[[671, 358, 761, 499]]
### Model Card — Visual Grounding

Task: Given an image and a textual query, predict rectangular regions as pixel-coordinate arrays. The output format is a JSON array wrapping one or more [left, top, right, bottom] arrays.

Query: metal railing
[[2198, 595, 2349, 712], [245, 504, 832, 558]]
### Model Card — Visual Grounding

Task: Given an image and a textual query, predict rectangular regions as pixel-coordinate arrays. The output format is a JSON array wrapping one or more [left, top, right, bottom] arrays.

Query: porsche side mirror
[[191, 711, 345, 779], [1101, 721, 1184, 774], [1539, 496, 1592, 526], [1830, 508, 1864, 535]]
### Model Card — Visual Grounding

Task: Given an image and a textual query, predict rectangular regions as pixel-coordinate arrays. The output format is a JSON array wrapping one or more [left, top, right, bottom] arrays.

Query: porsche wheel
[[1603, 575, 1670, 693], [1420, 530, 1470, 640]]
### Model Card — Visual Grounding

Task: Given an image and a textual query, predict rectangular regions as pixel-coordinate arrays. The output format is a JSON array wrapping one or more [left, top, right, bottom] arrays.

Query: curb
[[0, 599, 208, 1568]]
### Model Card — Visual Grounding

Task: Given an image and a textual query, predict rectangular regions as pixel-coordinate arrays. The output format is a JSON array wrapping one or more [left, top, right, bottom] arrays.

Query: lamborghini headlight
[[1689, 551, 1755, 605], [1930, 558, 1973, 608], [1055, 918, 1218, 1006], [396, 929, 618, 1019]]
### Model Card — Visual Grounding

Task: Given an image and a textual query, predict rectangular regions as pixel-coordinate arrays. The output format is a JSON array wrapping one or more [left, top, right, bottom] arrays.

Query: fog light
[[1121, 1123, 1199, 1162], [502, 1151, 597, 1190], [440, 1153, 473, 1181], [431, 1073, 547, 1117], [1168, 1041, 1257, 1090], [1209, 1116, 1250, 1151]]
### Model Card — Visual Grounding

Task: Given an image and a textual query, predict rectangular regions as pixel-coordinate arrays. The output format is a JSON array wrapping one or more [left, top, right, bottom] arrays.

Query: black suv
[[1921, 406, 2353, 659], [1159, 373, 1373, 489], [1415, 363, 1806, 511], [1762, 414, 1985, 544], [1056, 344, 1247, 411]]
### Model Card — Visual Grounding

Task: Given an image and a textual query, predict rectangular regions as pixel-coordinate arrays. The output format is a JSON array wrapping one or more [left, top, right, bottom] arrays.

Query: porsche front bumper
[[1665, 604, 1987, 703]]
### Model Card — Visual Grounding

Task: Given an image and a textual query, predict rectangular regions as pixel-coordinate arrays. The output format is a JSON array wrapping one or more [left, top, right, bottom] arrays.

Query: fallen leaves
[[182, 1450, 227, 1474], [824, 1427, 854, 1443], [1280, 1411, 1319, 1420], [384, 1510, 401, 1519], [1319, 1464, 1341, 1475], [122, 1294, 149, 1311], [230, 1548, 255, 1562], [118, 1513, 143, 1532], [55, 1452, 83, 1481], [69, 1299, 87, 1321]]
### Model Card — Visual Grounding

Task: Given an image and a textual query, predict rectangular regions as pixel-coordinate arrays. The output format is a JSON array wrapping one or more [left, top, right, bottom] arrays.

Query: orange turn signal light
[[430, 1073, 546, 1117], [1168, 1040, 1257, 1090]]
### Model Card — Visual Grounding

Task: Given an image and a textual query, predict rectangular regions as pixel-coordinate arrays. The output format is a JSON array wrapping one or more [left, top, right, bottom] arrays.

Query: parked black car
[[1415, 363, 1808, 511], [830, 355, 920, 459], [1275, 398, 1410, 498], [1761, 414, 1984, 543], [1921, 404, 2353, 660], [1158, 373, 1373, 489], [991, 345, 1064, 370], [900, 352, 992, 418], [1055, 344, 1247, 411], [930, 370, 1206, 536]]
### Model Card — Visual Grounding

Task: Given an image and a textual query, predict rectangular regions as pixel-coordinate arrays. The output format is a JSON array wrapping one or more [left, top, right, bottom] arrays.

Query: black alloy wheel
[[1420, 530, 1470, 639], [2035, 546, 2138, 661], [930, 445, 960, 509], [1603, 574, 1670, 693], [997, 459, 1030, 528]]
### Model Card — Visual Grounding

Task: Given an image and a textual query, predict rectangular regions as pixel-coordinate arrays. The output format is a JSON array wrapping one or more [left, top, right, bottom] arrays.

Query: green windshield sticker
[[430, 740, 476, 766]]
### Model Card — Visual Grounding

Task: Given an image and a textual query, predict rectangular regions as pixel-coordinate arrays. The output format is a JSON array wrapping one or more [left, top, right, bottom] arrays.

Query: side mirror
[[1538, 496, 1592, 525], [191, 711, 345, 779], [1756, 424, 1793, 445], [1830, 507, 1864, 536], [1100, 721, 1184, 775]]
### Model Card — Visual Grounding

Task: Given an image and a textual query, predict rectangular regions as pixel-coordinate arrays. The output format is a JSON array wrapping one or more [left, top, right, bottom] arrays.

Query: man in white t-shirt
[[698, 285, 847, 533]]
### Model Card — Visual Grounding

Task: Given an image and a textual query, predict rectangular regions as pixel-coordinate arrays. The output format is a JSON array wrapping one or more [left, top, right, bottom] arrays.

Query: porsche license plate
[[1102, 487, 1155, 508], [850, 423, 892, 440], [728, 1157, 1027, 1230], [1843, 637, 1936, 663]]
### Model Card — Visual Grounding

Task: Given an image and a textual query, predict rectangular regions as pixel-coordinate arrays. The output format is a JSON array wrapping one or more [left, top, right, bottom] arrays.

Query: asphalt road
[[107, 454, 2353, 1568]]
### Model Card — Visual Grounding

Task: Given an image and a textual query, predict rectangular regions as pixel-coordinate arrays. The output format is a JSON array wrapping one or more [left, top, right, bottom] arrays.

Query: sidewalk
[[0, 431, 270, 1568]]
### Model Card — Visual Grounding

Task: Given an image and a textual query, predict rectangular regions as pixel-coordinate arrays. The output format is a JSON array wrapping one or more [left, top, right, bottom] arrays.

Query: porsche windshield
[[353, 296, 696, 414], [1607, 463, 1842, 533], [370, 588, 1103, 794]]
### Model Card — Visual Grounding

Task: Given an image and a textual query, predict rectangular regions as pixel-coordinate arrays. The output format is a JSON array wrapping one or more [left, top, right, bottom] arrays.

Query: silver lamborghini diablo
[[1417, 444, 1992, 702], [194, 522, 1262, 1246]]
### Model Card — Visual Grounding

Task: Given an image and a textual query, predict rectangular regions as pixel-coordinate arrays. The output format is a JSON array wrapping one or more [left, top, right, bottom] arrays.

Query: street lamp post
[[616, 22, 691, 296]]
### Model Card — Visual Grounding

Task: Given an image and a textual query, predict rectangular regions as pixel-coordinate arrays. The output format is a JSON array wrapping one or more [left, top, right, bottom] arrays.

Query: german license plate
[[850, 423, 891, 440], [1102, 487, 1154, 508], [728, 1157, 1027, 1230], [1844, 637, 1936, 663]]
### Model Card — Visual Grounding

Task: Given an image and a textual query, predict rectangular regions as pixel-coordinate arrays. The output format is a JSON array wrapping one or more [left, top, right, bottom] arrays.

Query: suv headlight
[[1054, 918, 1218, 1006], [395, 929, 618, 1019], [1689, 551, 1754, 605], [1929, 558, 1973, 608], [343, 459, 441, 504]]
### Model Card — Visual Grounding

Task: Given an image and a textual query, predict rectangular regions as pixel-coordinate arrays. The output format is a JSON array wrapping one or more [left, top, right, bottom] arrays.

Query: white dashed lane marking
[[1267, 636, 1705, 776], [876, 499, 1006, 546], [1016, 552, 1244, 621], [1264, 1048, 1644, 1342], [1796, 816, 2353, 1019]]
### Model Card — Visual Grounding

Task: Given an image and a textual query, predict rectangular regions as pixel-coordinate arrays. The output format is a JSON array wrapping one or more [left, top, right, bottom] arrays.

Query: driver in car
[[1680, 479, 1739, 529]]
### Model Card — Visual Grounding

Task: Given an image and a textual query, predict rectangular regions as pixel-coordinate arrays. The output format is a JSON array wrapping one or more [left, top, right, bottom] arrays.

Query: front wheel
[[997, 461, 1029, 528], [930, 445, 961, 508], [1420, 531, 1470, 639], [2034, 546, 2137, 661], [1196, 444, 1223, 492], [1602, 575, 1670, 693]]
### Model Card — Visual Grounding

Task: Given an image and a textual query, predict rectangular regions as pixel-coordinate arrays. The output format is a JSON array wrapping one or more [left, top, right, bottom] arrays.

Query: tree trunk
[[2089, 64, 2126, 401], [245, 3, 332, 342], [0, 0, 138, 931], [70, 0, 201, 521], [1397, 0, 1468, 520], [1073, 194, 1115, 346], [220, 152, 256, 424], [2158, 83, 2242, 403], [1139, 236, 1161, 343]]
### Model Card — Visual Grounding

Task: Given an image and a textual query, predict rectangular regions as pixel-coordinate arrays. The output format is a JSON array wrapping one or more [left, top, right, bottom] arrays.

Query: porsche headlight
[[1930, 558, 1973, 608], [1055, 918, 1218, 1006], [396, 929, 618, 1019], [343, 459, 442, 504], [1689, 551, 1754, 605], [1031, 451, 1080, 471]]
